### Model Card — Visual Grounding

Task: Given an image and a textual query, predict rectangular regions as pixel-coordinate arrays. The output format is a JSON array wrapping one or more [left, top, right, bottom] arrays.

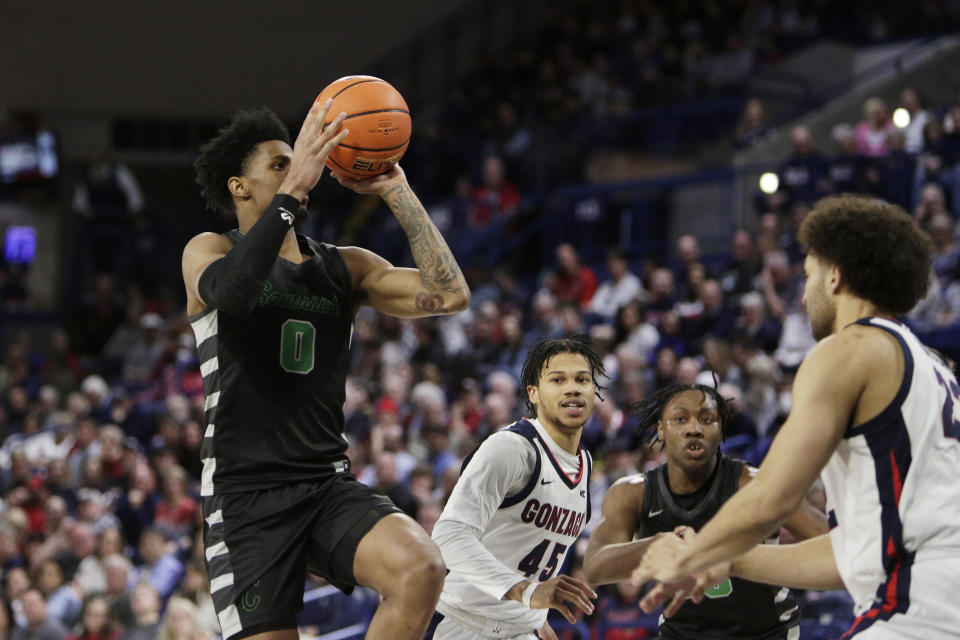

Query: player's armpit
[[182, 232, 232, 312], [583, 475, 647, 586], [338, 246, 470, 318]]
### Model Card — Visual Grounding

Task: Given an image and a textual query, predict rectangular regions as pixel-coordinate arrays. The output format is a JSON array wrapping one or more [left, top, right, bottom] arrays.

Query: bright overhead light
[[893, 107, 911, 128], [759, 172, 779, 194]]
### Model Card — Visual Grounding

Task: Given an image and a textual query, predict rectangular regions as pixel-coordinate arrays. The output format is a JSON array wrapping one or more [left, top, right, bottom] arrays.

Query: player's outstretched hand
[[631, 530, 691, 587], [280, 99, 349, 198], [638, 561, 732, 616], [330, 164, 407, 197], [528, 575, 597, 623], [537, 621, 559, 640]]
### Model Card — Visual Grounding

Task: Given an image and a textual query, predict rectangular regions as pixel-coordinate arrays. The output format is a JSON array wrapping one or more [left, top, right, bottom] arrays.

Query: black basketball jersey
[[189, 231, 354, 494], [638, 455, 799, 640]]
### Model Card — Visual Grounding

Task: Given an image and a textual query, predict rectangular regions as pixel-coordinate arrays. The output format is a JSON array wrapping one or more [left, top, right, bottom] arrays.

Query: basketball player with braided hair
[[182, 100, 469, 640], [583, 382, 827, 639], [429, 336, 604, 640]]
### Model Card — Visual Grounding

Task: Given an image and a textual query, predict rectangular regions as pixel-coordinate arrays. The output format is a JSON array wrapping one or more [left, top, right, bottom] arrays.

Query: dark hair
[[629, 382, 734, 442], [194, 107, 291, 216], [519, 335, 607, 417], [799, 194, 931, 315]]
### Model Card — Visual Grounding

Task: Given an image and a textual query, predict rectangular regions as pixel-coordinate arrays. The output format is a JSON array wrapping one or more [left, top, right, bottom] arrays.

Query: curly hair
[[629, 382, 734, 443], [519, 335, 607, 417], [799, 194, 931, 315], [193, 107, 291, 216]]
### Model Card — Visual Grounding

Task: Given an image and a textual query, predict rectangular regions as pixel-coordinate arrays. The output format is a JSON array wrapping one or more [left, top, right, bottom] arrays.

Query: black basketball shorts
[[202, 473, 401, 639]]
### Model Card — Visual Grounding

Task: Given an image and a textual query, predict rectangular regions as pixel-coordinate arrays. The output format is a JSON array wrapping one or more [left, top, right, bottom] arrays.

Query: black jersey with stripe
[[190, 231, 354, 494], [638, 455, 799, 640]]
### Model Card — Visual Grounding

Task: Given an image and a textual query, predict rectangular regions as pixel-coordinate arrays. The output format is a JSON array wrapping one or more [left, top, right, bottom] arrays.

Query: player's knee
[[401, 543, 446, 599]]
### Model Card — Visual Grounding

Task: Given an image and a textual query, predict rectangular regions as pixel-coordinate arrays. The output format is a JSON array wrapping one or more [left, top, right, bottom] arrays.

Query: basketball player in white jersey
[[634, 194, 960, 638], [428, 336, 602, 640]]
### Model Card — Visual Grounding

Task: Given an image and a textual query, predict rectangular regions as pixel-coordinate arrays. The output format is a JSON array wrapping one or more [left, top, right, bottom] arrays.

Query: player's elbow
[[445, 288, 471, 314]]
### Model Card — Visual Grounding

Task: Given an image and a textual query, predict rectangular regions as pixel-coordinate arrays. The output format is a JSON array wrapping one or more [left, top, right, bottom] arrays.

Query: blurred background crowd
[[2, 1, 960, 639]]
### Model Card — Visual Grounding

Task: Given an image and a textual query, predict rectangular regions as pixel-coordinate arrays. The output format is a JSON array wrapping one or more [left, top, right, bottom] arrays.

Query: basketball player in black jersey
[[181, 99, 470, 640], [583, 383, 827, 639]]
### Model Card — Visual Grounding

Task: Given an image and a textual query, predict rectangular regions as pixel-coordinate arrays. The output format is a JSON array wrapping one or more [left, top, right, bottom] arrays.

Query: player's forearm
[[382, 182, 470, 311], [583, 538, 655, 586], [197, 194, 298, 316], [732, 534, 843, 590], [432, 519, 525, 600], [677, 482, 793, 576]]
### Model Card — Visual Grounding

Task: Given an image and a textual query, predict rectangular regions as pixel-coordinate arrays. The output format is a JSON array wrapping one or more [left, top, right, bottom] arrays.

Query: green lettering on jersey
[[258, 281, 340, 315], [280, 319, 316, 374], [704, 579, 733, 598]]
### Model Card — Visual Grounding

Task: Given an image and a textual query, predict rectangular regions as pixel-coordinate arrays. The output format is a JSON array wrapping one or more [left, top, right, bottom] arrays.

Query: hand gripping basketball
[[279, 98, 349, 198]]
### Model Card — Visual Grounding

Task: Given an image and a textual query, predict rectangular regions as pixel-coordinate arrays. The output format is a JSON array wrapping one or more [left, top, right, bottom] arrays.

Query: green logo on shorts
[[704, 579, 733, 598], [241, 580, 262, 612]]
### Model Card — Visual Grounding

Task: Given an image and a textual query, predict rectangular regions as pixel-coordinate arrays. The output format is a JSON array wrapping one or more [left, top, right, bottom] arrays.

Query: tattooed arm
[[335, 165, 471, 317]]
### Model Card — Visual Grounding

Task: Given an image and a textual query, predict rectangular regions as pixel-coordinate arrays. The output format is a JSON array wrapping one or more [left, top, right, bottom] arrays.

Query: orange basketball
[[315, 75, 411, 179]]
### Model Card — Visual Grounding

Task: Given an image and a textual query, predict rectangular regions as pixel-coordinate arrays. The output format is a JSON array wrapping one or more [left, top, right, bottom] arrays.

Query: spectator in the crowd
[[718, 229, 761, 298], [34, 560, 80, 628], [826, 123, 863, 194], [671, 234, 705, 296], [66, 595, 119, 640], [592, 579, 657, 639], [588, 249, 644, 321], [415, 501, 443, 537], [467, 155, 521, 229], [613, 301, 659, 366], [900, 87, 931, 154], [855, 96, 894, 157], [102, 554, 135, 630], [716, 382, 759, 441], [0, 596, 14, 640], [156, 596, 208, 640], [54, 523, 103, 595], [930, 213, 960, 283], [120, 315, 166, 389], [545, 243, 598, 308], [734, 98, 769, 148], [680, 279, 737, 348], [173, 564, 217, 640], [734, 291, 781, 354], [915, 182, 954, 232], [644, 268, 676, 327], [776, 125, 828, 209], [12, 589, 68, 640], [68, 277, 125, 358], [114, 460, 160, 550], [118, 583, 161, 640], [133, 528, 183, 602], [420, 424, 457, 485], [373, 451, 418, 518], [152, 466, 196, 544]]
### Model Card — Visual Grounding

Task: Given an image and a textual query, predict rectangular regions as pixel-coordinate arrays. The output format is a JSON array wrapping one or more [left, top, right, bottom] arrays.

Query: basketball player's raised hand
[[279, 99, 349, 198], [527, 575, 597, 623], [330, 163, 407, 196]]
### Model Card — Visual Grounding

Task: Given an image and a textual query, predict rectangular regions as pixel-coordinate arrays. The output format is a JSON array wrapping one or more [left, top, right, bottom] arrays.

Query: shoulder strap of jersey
[[495, 420, 543, 510], [585, 448, 593, 522], [717, 454, 745, 497], [224, 229, 242, 245]]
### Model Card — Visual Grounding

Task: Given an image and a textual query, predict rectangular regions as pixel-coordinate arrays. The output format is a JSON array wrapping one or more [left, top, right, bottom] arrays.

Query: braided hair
[[629, 382, 734, 446], [519, 335, 607, 417]]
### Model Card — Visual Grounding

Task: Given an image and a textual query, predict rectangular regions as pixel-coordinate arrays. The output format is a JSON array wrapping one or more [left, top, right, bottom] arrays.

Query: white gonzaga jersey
[[435, 419, 591, 637], [820, 318, 960, 638]]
